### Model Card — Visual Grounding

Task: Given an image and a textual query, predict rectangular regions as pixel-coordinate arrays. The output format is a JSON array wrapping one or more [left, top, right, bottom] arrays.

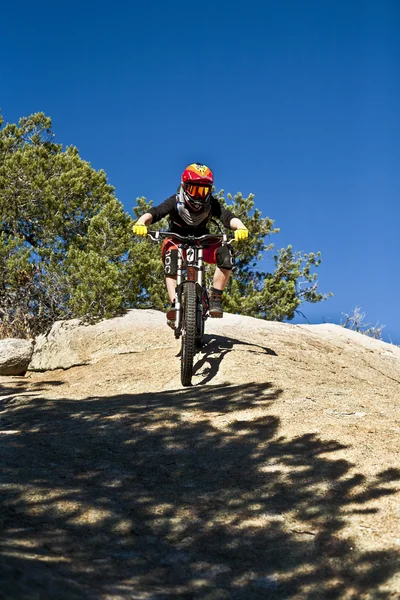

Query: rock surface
[[0, 338, 33, 375], [1, 310, 400, 599], [28, 310, 170, 371], [28, 309, 400, 372]]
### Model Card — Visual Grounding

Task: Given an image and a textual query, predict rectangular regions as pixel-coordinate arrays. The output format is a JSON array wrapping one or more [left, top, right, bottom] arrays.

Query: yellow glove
[[133, 223, 148, 237], [234, 228, 249, 242]]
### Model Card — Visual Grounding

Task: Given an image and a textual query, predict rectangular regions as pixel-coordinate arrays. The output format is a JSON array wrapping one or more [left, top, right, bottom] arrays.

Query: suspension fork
[[190, 247, 205, 306], [175, 246, 184, 332], [174, 246, 203, 334], [196, 248, 208, 313], [197, 247, 204, 286]]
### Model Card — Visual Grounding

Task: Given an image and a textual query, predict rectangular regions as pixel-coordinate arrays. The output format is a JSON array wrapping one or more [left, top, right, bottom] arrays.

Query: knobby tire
[[196, 298, 204, 349], [181, 281, 197, 386], [195, 284, 208, 349]]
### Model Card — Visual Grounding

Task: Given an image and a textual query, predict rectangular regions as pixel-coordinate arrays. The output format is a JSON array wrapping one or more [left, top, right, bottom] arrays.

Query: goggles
[[184, 184, 211, 199]]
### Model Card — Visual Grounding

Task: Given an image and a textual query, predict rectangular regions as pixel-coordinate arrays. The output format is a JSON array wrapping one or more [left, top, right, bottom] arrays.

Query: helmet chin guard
[[177, 186, 212, 226], [182, 188, 211, 211]]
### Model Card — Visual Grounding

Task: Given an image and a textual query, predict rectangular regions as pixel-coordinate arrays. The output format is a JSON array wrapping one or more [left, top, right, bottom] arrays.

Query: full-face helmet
[[181, 163, 214, 211]]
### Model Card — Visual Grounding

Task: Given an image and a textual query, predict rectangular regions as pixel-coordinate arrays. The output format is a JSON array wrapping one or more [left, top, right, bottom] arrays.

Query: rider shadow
[[193, 334, 277, 385]]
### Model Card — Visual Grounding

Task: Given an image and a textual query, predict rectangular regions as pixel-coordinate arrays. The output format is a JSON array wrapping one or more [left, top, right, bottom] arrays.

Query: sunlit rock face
[[0, 339, 33, 375]]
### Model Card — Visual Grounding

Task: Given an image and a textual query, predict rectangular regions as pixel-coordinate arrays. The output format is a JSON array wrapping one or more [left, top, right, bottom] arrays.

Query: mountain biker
[[133, 163, 248, 326]]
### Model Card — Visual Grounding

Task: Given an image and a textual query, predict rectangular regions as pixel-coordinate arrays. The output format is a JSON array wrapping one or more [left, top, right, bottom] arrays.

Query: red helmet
[[181, 163, 214, 211]]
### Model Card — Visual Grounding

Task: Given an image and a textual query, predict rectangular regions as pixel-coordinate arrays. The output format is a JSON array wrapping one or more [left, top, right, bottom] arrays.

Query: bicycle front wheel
[[196, 285, 208, 349], [181, 281, 197, 386]]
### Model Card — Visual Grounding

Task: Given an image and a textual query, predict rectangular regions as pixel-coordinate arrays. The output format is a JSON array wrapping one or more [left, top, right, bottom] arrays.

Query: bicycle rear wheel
[[181, 281, 197, 386]]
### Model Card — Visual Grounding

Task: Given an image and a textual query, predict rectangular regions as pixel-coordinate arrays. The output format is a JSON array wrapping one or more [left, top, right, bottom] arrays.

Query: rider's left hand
[[234, 227, 249, 242], [133, 223, 148, 237]]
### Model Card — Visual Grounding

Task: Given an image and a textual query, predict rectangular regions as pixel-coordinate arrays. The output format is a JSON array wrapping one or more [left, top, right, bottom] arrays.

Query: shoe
[[209, 289, 223, 318], [166, 302, 176, 328]]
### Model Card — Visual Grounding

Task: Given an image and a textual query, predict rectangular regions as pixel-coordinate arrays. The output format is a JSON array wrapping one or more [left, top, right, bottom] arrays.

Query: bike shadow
[[193, 333, 277, 385]]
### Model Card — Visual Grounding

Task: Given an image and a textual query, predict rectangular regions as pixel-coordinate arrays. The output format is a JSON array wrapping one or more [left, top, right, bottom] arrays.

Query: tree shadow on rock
[[0, 382, 399, 599]]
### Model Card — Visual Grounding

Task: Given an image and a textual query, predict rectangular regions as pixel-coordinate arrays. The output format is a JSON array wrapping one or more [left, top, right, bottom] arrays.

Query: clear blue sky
[[1, 1, 399, 342]]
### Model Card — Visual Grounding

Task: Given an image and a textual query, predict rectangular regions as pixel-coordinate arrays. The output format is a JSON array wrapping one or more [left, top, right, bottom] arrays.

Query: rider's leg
[[207, 243, 235, 318], [165, 276, 177, 327], [209, 267, 231, 317], [166, 276, 177, 303], [163, 243, 178, 327], [212, 266, 231, 291]]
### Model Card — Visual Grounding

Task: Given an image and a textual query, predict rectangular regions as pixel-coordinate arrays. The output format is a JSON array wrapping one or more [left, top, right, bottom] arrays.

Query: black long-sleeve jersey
[[148, 194, 237, 236]]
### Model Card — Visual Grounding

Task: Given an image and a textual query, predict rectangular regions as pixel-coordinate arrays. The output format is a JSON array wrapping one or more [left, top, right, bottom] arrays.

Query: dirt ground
[[1, 312, 399, 599]]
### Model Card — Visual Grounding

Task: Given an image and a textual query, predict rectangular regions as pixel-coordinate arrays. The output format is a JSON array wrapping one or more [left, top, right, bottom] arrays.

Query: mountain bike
[[148, 231, 234, 386]]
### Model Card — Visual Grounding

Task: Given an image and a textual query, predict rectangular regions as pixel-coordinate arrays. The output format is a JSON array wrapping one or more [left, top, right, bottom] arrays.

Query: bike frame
[[147, 230, 234, 385], [148, 231, 233, 329], [174, 240, 207, 338]]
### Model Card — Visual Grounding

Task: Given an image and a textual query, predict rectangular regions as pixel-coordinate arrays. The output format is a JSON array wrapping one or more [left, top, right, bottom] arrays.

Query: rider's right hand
[[133, 223, 148, 237]]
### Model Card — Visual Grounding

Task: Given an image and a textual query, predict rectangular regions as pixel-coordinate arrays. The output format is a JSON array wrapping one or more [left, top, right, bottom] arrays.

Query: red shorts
[[162, 238, 221, 265]]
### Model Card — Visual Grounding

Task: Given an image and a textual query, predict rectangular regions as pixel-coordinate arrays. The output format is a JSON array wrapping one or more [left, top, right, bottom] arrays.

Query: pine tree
[[0, 112, 137, 336]]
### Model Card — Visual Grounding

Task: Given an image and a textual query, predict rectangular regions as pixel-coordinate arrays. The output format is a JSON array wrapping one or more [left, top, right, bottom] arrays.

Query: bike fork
[[174, 249, 183, 336]]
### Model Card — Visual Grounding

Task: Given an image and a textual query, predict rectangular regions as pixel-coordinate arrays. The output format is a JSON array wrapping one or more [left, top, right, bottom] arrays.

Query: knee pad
[[216, 245, 234, 270], [164, 248, 178, 276]]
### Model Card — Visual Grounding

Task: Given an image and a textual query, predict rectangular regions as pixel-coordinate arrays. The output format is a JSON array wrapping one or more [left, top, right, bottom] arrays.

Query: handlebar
[[147, 231, 235, 245]]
